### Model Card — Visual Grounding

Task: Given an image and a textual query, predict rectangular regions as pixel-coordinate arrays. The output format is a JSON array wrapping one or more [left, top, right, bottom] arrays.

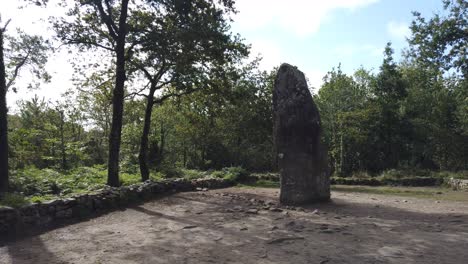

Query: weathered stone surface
[[273, 63, 330, 204], [448, 178, 468, 191]]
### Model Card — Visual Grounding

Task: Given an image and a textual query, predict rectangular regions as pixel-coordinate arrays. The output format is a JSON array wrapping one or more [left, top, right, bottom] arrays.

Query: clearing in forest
[[1, 187, 468, 264]]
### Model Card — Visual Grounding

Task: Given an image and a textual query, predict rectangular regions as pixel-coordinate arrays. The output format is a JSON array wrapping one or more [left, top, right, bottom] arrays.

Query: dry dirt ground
[[1, 187, 468, 264]]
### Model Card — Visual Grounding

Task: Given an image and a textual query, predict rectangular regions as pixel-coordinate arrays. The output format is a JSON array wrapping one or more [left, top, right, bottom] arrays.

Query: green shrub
[[0, 193, 29, 208], [431, 171, 468, 180], [351, 171, 372, 179], [221, 166, 249, 182], [120, 172, 141, 186], [181, 169, 208, 180], [159, 166, 183, 178], [380, 169, 406, 179]]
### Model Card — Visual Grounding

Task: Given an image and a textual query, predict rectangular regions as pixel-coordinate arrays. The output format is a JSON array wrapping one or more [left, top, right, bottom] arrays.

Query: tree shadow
[[4, 236, 62, 264]]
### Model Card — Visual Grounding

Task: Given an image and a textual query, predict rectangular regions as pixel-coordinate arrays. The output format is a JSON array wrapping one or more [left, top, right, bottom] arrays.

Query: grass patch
[[332, 185, 468, 202], [238, 180, 279, 189]]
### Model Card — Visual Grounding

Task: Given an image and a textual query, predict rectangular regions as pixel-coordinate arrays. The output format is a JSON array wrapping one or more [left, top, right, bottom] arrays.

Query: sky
[[2, 0, 445, 108]]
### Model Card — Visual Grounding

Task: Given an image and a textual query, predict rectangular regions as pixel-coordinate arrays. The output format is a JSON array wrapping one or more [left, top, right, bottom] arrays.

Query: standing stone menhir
[[273, 63, 330, 205]]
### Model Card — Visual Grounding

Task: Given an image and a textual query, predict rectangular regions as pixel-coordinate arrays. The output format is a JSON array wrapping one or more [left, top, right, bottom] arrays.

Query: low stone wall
[[0, 177, 234, 237], [447, 178, 468, 191], [331, 176, 443, 187]]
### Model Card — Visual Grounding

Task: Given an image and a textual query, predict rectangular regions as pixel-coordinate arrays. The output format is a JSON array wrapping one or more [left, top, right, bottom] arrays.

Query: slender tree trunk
[[59, 110, 67, 170], [183, 143, 187, 168], [0, 28, 8, 193], [107, 0, 129, 187], [159, 120, 165, 159], [340, 132, 344, 175], [139, 87, 155, 182]]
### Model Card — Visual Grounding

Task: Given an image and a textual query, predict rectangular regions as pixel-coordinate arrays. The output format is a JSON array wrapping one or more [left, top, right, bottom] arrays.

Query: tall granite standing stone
[[273, 63, 330, 205]]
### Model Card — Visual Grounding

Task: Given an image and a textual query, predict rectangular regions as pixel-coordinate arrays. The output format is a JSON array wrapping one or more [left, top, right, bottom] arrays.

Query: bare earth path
[[1, 187, 468, 264]]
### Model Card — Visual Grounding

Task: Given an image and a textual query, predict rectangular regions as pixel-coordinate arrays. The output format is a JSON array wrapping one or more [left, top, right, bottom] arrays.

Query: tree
[[128, 0, 248, 181], [408, 0, 468, 78], [315, 64, 369, 175], [372, 43, 408, 170], [0, 16, 50, 193], [0, 18, 9, 194], [51, 0, 131, 186]]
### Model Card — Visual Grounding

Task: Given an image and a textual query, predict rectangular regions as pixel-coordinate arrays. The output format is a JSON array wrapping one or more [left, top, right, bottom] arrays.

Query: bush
[[380, 169, 406, 179], [0, 193, 29, 208], [221, 167, 249, 182], [159, 166, 183, 178], [181, 169, 209, 180]]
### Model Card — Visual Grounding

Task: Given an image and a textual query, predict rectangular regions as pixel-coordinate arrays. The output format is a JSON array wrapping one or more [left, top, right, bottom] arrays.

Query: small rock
[[182, 225, 198, 229], [246, 209, 258, 214], [240, 227, 248, 231], [269, 207, 283, 212], [311, 209, 319, 215], [267, 236, 305, 244]]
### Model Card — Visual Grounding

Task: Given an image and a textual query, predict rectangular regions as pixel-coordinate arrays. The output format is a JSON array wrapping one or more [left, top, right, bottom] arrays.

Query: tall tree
[[52, 0, 131, 186], [0, 19, 9, 194], [373, 43, 408, 170], [129, 0, 248, 181], [0, 16, 50, 193]]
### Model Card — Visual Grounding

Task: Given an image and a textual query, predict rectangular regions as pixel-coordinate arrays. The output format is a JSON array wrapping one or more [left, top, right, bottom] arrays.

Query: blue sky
[[3, 0, 446, 105], [231, 0, 445, 89]]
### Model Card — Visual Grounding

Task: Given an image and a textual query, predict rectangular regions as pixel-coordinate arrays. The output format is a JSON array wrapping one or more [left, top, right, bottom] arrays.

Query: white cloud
[[387, 21, 411, 40], [233, 0, 379, 37], [249, 39, 285, 70], [304, 69, 326, 92]]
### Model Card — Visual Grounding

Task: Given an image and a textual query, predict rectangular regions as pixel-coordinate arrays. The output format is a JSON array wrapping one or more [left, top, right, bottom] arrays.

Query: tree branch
[[66, 39, 114, 52], [152, 87, 202, 106], [93, 0, 118, 41], [5, 51, 30, 89], [0, 19, 11, 33]]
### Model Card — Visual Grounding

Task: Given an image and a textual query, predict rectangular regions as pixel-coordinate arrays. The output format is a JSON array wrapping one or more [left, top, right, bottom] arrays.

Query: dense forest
[[0, 0, 466, 197]]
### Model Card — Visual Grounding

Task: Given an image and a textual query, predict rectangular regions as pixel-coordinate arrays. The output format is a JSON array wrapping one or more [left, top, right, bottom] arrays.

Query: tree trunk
[[139, 87, 155, 182], [0, 29, 8, 193], [159, 119, 165, 159], [59, 110, 67, 170], [107, 0, 129, 187]]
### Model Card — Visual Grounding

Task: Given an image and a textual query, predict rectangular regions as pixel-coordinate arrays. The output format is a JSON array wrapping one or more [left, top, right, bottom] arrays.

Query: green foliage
[[0, 193, 29, 208], [408, 0, 468, 78], [8, 166, 148, 200], [239, 180, 279, 189], [181, 169, 210, 180], [220, 167, 249, 182]]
